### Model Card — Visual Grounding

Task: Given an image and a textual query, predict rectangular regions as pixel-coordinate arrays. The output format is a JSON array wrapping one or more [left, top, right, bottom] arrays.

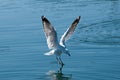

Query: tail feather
[[44, 50, 54, 56]]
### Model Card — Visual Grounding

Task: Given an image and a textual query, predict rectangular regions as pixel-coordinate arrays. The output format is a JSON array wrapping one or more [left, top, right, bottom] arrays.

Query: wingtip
[[77, 16, 81, 20], [41, 16, 50, 23], [74, 16, 81, 23], [41, 15, 45, 20], [41, 15, 48, 21]]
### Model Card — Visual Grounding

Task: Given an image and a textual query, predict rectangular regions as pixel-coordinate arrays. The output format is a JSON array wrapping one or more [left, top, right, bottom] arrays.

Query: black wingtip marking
[[76, 16, 81, 22], [41, 15, 45, 19], [41, 16, 50, 24], [72, 16, 81, 25], [78, 16, 81, 19]]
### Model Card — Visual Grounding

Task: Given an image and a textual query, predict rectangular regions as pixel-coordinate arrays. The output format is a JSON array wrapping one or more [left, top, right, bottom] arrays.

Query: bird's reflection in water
[[46, 65, 72, 80]]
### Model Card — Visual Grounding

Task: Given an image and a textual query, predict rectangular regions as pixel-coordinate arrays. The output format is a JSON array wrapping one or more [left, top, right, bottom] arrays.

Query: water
[[0, 0, 120, 80]]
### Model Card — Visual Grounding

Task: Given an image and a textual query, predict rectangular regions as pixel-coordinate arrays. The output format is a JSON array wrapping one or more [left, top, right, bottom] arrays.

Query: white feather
[[41, 16, 80, 59]]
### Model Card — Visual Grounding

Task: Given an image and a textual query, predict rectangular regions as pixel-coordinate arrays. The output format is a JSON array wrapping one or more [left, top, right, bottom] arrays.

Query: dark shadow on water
[[46, 65, 72, 80]]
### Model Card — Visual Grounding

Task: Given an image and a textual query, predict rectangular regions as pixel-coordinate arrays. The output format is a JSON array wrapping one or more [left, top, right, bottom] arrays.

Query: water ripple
[[76, 19, 120, 46]]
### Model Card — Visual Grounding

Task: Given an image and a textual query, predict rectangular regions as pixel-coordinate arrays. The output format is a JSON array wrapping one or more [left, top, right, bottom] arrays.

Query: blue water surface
[[0, 0, 120, 80]]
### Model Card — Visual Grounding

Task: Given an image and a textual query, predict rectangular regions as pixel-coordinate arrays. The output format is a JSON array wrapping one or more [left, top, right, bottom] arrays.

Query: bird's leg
[[56, 56, 64, 66], [56, 56, 64, 73], [56, 56, 61, 64], [58, 63, 64, 73], [59, 62, 64, 73], [58, 57, 64, 66]]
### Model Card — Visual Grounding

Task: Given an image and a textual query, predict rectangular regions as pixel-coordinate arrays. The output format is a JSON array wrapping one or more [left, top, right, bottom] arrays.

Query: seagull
[[41, 16, 81, 66]]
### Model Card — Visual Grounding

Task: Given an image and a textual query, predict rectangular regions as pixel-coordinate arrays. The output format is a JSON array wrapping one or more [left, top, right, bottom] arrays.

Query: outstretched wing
[[41, 16, 59, 49], [60, 16, 81, 46]]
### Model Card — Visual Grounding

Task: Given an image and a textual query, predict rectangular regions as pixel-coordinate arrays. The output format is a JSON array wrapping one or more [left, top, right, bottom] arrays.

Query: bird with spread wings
[[41, 16, 81, 66]]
